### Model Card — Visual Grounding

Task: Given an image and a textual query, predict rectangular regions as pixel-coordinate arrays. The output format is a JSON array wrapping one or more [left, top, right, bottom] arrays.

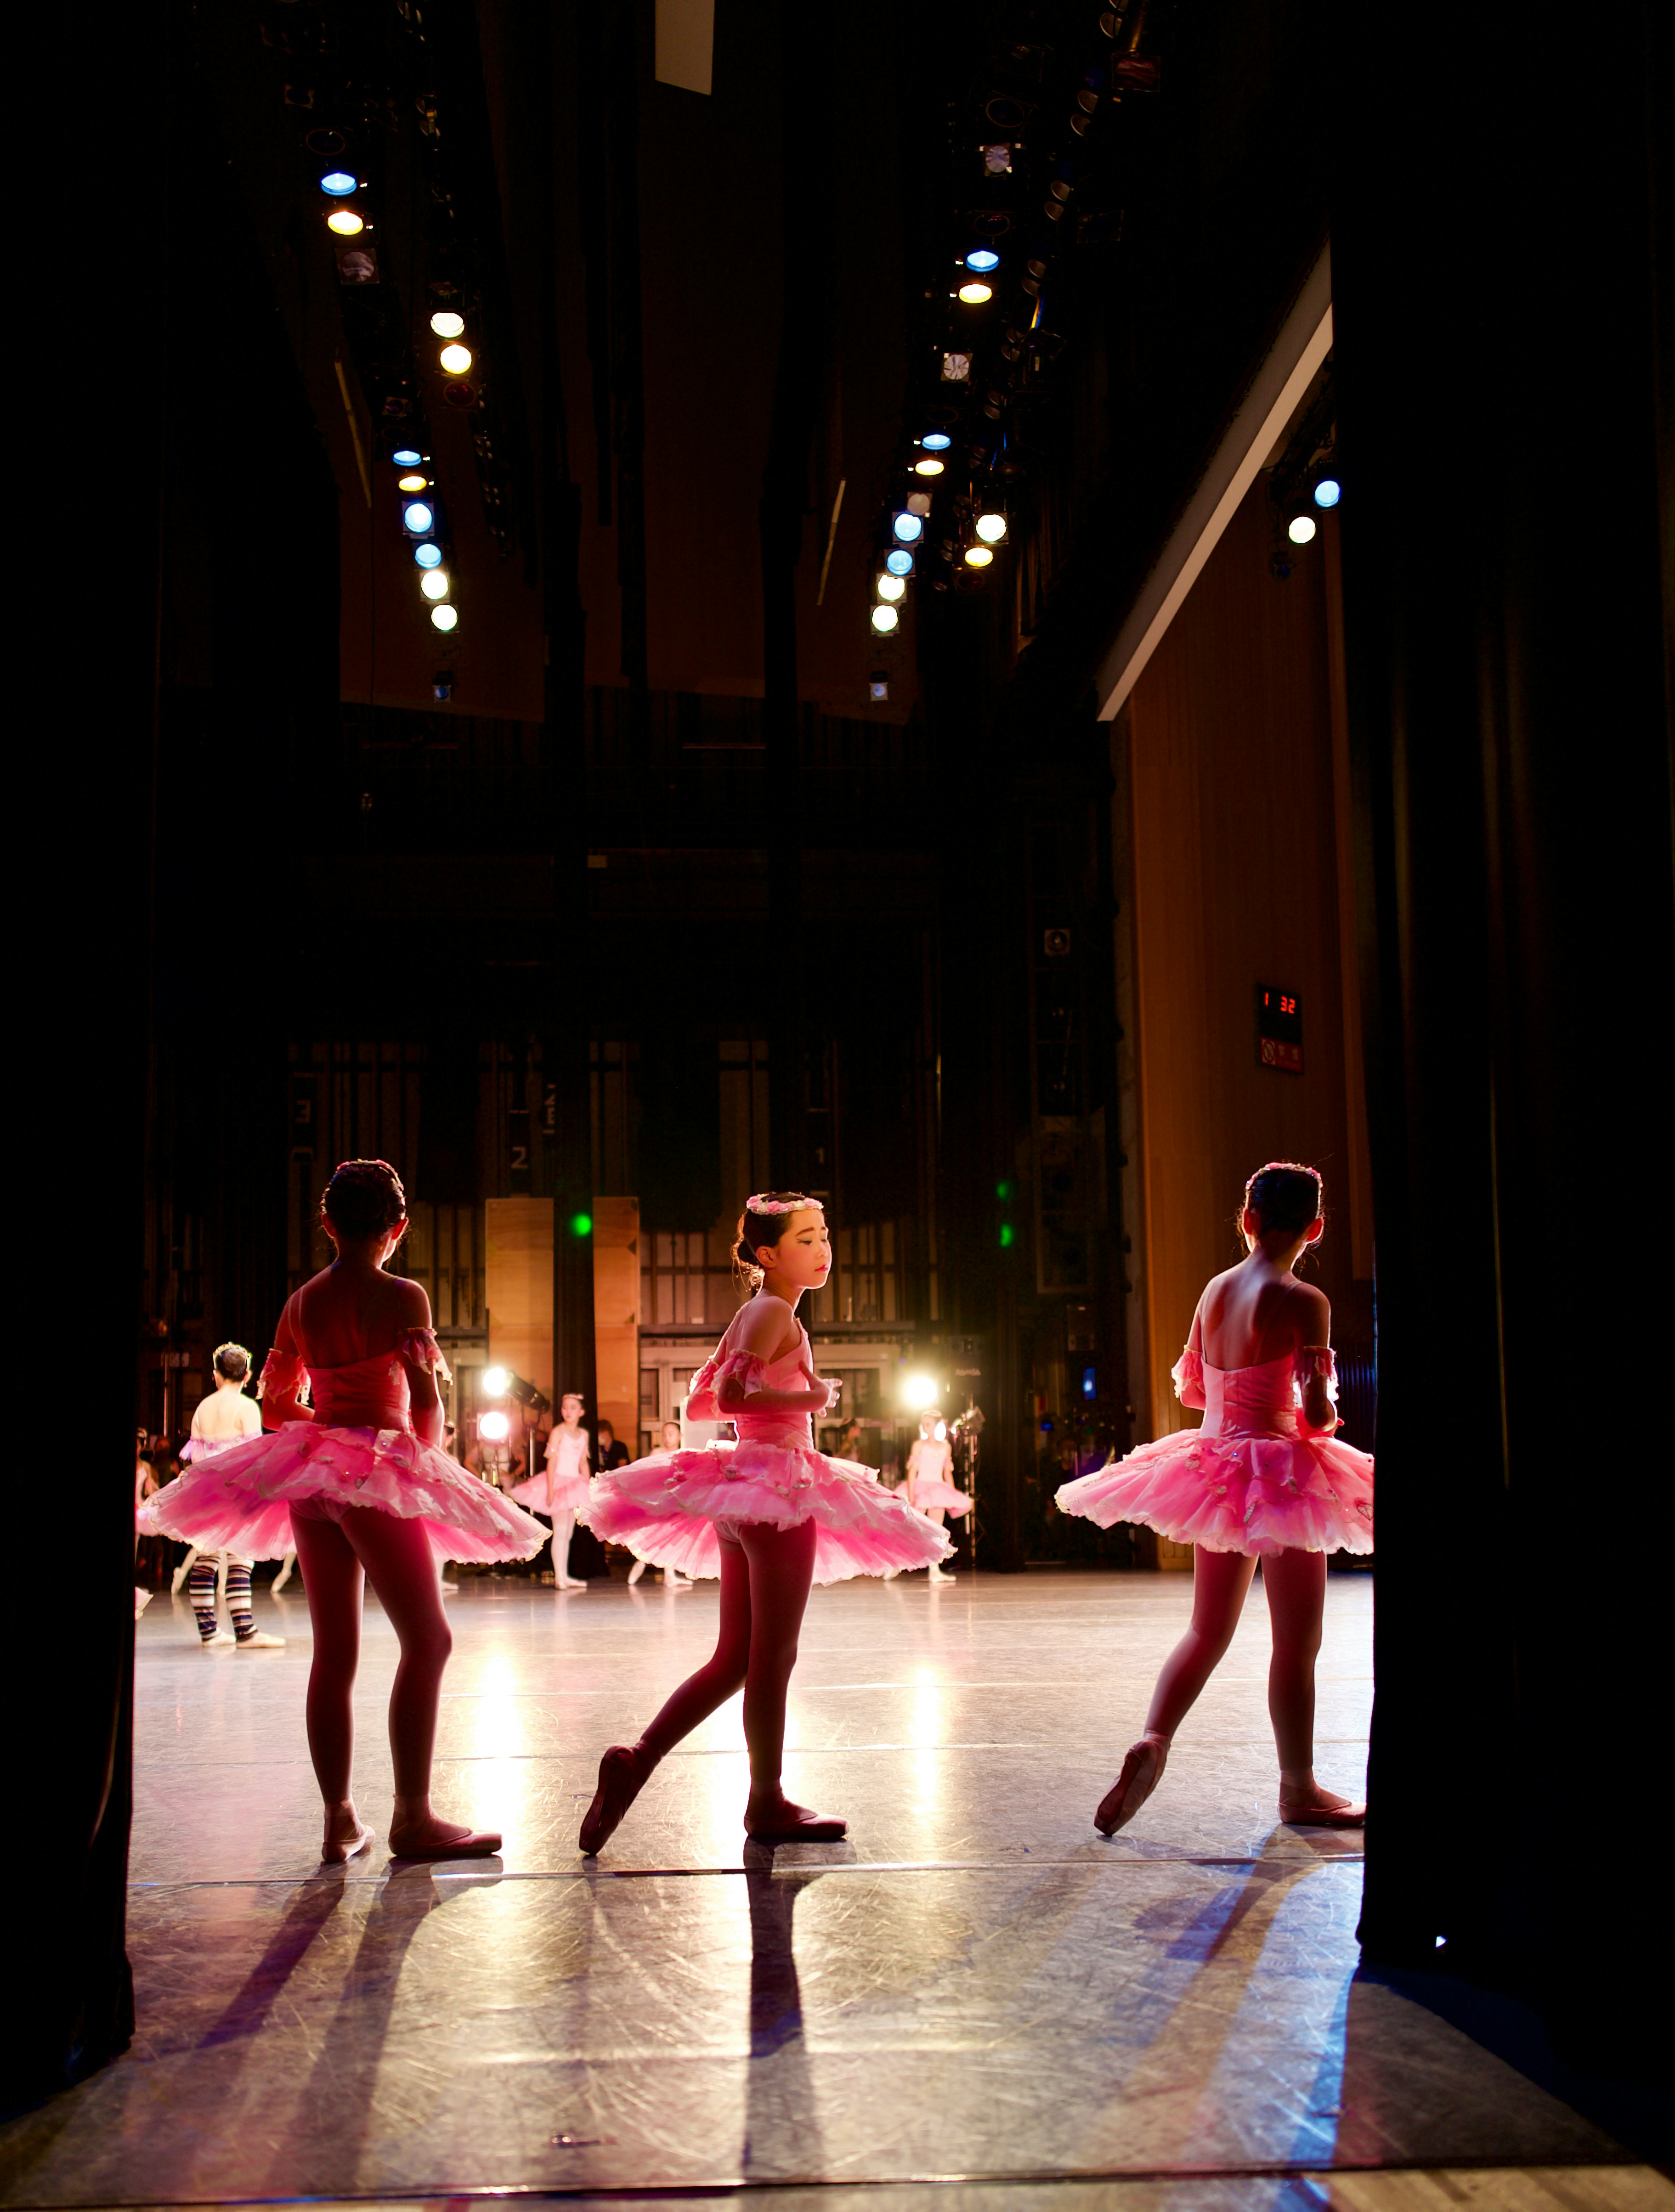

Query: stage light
[[429, 310, 465, 339], [570, 1211, 593, 1237], [983, 143, 1013, 174], [876, 572, 905, 602], [941, 351, 972, 382], [391, 446, 423, 467], [1287, 513, 1317, 545], [906, 491, 932, 515], [420, 569, 450, 601], [430, 604, 458, 632], [414, 542, 443, 569], [396, 473, 429, 493], [482, 1367, 509, 1396], [1313, 476, 1341, 508], [892, 512, 923, 543], [402, 499, 436, 534], [974, 510, 1007, 543], [326, 209, 365, 236], [964, 544, 994, 568], [902, 1372, 939, 1410], [438, 343, 473, 375], [885, 547, 915, 577], [319, 170, 357, 195], [479, 1410, 510, 1442], [914, 457, 945, 477], [871, 604, 900, 634], [958, 280, 994, 304], [869, 678, 889, 701], [921, 431, 951, 451], [965, 248, 1001, 272]]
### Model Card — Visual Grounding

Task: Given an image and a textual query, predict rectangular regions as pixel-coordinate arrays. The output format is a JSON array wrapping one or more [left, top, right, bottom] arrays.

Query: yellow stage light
[[326, 209, 365, 236], [957, 281, 993, 304], [439, 343, 473, 375], [963, 544, 994, 568]]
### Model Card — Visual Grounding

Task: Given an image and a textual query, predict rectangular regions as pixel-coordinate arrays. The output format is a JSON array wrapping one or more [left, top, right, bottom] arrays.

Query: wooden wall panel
[[1126, 479, 1371, 1440]]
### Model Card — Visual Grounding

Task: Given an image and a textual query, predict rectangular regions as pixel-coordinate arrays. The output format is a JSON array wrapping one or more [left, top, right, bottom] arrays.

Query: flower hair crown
[[746, 1194, 822, 1216]]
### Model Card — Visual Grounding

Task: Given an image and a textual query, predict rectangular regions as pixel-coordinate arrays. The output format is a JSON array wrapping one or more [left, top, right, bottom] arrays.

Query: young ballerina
[[577, 1193, 952, 1851], [510, 1390, 591, 1588], [627, 1419, 693, 1589], [1056, 1162, 1374, 1835], [173, 1343, 286, 1650], [905, 1411, 971, 1583], [144, 1159, 549, 1861]]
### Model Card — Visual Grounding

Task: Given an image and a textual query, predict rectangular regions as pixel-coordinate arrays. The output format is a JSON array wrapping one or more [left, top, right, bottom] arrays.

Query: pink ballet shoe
[[743, 1798, 848, 1844], [1095, 1732, 1170, 1836], [387, 1821, 503, 1861], [579, 1744, 653, 1855], [1279, 1783, 1366, 1828], [321, 1811, 374, 1864]]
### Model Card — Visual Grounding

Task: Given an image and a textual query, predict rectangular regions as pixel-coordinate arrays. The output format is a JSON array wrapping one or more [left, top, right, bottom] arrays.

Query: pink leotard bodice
[[1172, 1345, 1336, 1440], [260, 1331, 451, 1434], [685, 1320, 817, 1448]]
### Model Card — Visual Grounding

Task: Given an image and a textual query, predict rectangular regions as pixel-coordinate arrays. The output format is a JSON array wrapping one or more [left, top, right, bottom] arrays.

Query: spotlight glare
[[326, 209, 365, 236], [891, 512, 924, 544], [1287, 514, 1318, 545], [876, 572, 905, 602], [885, 547, 915, 576], [319, 170, 357, 195], [921, 431, 952, 451], [870, 603, 900, 634], [414, 542, 443, 569], [430, 310, 466, 339], [913, 457, 945, 476], [974, 511, 1007, 543], [402, 500, 436, 534], [964, 544, 994, 568], [965, 248, 1001, 272], [396, 472, 429, 492], [482, 1367, 509, 1396], [391, 446, 423, 466], [430, 604, 459, 632], [902, 1372, 939, 1410], [479, 1410, 510, 1441], [1313, 476, 1341, 508], [420, 569, 451, 601], [958, 281, 994, 304], [438, 342, 473, 374]]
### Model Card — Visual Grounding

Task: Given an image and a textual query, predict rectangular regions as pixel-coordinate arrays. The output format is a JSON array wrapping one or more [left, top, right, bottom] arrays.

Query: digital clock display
[[1256, 984, 1304, 1073]]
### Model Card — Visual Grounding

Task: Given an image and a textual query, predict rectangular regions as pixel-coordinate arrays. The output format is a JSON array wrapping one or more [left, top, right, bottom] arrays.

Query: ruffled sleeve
[[1171, 1347, 1205, 1405], [399, 1328, 453, 1382], [258, 1346, 308, 1405], [683, 1353, 721, 1420], [1294, 1344, 1340, 1434], [711, 1349, 767, 1403]]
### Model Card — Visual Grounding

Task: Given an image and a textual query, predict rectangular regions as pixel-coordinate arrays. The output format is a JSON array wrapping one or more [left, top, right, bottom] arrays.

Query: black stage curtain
[[638, 1029, 722, 1231], [1336, 0, 1670, 2069]]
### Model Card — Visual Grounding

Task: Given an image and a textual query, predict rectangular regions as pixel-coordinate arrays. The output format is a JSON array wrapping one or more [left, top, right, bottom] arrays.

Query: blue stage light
[[402, 500, 436, 535], [885, 547, 915, 576], [319, 171, 357, 196], [414, 543, 443, 569], [891, 512, 923, 544], [965, 248, 1000, 272], [391, 447, 423, 467], [921, 432, 951, 451], [1313, 476, 1341, 508]]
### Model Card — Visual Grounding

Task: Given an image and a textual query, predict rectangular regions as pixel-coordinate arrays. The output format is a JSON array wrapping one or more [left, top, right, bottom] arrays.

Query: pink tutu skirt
[[1056, 1426, 1375, 1556], [141, 1424, 550, 1565], [509, 1468, 591, 1515], [583, 1438, 953, 1584], [911, 1477, 973, 1517]]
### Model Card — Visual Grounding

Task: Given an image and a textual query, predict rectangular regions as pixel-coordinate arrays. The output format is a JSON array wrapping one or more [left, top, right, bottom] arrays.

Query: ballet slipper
[[1095, 1732, 1171, 1836], [744, 1797, 848, 1844], [1279, 1780, 1366, 1828], [134, 1588, 152, 1619], [388, 1824, 503, 1861], [200, 1630, 236, 1648], [559, 1575, 589, 1590], [579, 1744, 654, 1855], [321, 1805, 374, 1863], [927, 1563, 955, 1582], [236, 1630, 286, 1648]]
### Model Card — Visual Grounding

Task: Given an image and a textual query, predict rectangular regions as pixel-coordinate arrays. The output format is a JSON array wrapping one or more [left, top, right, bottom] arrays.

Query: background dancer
[[146, 1159, 548, 1862], [511, 1390, 591, 1588], [1056, 1162, 1374, 1835], [577, 1193, 951, 1852], [625, 1419, 691, 1588], [905, 1412, 970, 1583], [176, 1344, 284, 1651]]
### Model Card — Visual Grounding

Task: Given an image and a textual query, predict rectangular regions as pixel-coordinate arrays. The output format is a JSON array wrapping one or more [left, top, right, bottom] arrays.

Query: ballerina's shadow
[[738, 1836, 852, 2180]]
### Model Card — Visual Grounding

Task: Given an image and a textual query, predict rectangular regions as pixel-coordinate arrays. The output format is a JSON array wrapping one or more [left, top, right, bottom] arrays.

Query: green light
[[570, 1212, 593, 1238], [996, 1179, 1013, 1202], [999, 1223, 1015, 1248]]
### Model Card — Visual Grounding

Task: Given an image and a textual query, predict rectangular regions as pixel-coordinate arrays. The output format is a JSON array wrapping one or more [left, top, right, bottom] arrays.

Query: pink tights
[[635, 1518, 817, 1805], [289, 1506, 453, 1806], [1146, 1546, 1326, 1773]]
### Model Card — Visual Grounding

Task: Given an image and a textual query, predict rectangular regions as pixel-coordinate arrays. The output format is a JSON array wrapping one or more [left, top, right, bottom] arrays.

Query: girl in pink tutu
[[577, 1193, 951, 1851], [145, 1159, 549, 1862], [509, 1390, 591, 1587], [905, 1412, 971, 1582], [1056, 1162, 1373, 1835]]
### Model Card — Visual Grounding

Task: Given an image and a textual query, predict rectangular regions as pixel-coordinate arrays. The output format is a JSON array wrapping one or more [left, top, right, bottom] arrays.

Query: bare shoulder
[[390, 1273, 434, 1328], [273, 1289, 307, 1352], [1285, 1278, 1331, 1344], [734, 1295, 796, 1356]]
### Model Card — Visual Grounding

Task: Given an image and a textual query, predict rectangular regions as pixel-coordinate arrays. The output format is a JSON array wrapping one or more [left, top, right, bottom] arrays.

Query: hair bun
[[212, 1342, 252, 1382], [1243, 1161, 1323, 1238], [321, 1158, 407, 1240]]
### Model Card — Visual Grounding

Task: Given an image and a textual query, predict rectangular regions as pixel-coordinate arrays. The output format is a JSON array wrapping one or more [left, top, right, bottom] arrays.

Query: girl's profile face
[[762, 1207, 832, 1292]]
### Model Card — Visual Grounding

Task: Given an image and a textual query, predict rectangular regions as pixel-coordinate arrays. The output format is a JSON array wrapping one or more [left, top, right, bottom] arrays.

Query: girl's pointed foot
[[579, 1744, 653, 1855], [744, 1795, 848, 1843], [1095, 1732, 1171, 1836], [322, 1803, 375, 1863], [1279, 1774, 1365, 1827]]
